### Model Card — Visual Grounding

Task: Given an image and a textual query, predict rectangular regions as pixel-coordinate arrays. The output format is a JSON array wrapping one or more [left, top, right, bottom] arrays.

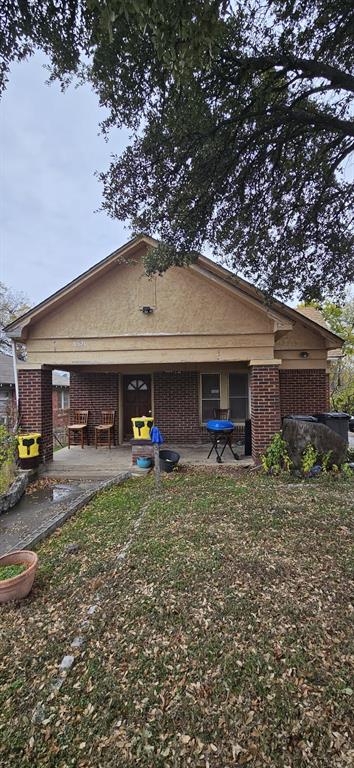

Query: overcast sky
[[0, 52, 130, 306], [1, 53, 352, 310]]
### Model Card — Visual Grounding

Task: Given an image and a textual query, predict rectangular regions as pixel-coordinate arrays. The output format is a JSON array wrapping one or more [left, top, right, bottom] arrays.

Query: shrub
[[321, 450, 332, 473], [301, 444, 319, 476], [261, 432, 292, 475], [347, 447, 354, 463], [341, 462, 354, 479], [0, 425, 17, 494]]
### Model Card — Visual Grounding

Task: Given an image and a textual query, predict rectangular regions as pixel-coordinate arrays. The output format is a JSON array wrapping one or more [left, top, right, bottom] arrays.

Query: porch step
[[130, 466, 151, 477], [39, 469, 128, 480]]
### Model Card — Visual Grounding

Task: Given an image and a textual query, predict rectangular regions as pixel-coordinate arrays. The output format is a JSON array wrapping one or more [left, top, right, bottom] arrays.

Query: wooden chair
[[94, 410, 116, 449], [67, 410, 89, 449], [213, 408, 230, 420]]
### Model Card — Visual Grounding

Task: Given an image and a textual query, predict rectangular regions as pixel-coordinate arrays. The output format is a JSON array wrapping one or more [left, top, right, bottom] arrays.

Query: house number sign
[[72, 339, 86, 348]]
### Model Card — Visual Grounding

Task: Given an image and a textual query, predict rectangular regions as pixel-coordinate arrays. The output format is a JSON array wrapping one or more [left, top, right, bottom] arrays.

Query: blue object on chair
[[150, 426, 164, 444]]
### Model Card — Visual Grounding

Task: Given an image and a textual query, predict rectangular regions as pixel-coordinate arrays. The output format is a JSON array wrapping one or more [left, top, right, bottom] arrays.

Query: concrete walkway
[[0, 481, 97, 556], [0, 474, 131, 556]]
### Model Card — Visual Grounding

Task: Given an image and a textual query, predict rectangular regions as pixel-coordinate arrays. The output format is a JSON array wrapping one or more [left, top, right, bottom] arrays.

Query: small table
[[207, 427, 239, 464]]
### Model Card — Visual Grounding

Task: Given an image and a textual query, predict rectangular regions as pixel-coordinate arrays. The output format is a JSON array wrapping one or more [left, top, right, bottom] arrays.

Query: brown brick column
[[18, 369, 53, 462], [153, 371, 201, 443], [250, 364, 281, 463]]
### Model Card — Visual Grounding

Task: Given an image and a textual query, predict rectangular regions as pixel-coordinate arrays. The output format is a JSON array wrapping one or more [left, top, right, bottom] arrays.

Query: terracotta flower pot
[[0, 550, 38, 604]]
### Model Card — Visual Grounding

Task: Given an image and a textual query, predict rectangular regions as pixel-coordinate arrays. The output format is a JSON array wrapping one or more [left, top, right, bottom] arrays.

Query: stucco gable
[[6, 235, 343, 351], [28, 254, 275, 340]]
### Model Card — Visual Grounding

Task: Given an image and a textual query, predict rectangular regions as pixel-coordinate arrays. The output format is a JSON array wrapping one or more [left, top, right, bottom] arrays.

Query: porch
[[40, 443, 253, 480], [18, 363, 284, 466]]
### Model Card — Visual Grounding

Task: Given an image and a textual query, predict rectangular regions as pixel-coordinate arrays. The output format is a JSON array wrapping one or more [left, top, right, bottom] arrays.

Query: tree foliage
[[321, 294, 354, 356], [1, 1, 354, 299], [303, 293, 354, 412], [321, 293, 354, 412], [0, 283, 30, 354]]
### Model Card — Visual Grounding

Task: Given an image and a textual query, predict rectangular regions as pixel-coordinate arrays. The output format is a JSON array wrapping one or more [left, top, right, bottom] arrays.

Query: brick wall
[[70, 372, 119, 445], [131, 443, 155, 465], [279, 369, 329, 417], [153, 371, 201, 443], [250, 365, 281, 461], [18, 369, 53, 462]]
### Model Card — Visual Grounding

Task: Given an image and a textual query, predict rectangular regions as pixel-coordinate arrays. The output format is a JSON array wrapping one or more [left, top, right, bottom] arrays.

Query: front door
[[123, 374, 152, 440]]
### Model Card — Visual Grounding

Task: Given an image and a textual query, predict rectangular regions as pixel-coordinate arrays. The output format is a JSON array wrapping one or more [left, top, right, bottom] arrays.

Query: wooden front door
[[123, 374, 152, 440]]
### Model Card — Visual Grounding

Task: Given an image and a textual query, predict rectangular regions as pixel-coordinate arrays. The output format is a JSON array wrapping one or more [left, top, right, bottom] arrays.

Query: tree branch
[[230, 53, 354, 95], [284, 107, 354, 137]]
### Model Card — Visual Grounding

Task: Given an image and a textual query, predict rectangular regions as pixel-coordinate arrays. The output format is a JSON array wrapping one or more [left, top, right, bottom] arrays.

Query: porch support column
[[18, 368, 53, 462], [249, 360, 281, 463]]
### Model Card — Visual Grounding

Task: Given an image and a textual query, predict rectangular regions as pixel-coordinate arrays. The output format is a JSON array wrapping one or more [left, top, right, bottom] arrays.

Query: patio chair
[[94, 410, 116, 449], [213, 408, 230, 420], [67, 410, 89, 449]]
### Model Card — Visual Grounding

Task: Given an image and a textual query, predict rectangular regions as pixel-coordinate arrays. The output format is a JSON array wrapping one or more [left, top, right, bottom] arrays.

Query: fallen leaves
[[0, 471, 353, 767]]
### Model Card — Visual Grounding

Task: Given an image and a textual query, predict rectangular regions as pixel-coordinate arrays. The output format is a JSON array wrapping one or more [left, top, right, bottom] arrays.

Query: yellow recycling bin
[[131, 417, 154, 440], [18, 433, 41, 459]]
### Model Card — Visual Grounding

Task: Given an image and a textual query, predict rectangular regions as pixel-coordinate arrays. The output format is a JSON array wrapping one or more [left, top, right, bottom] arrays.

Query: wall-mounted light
[[141, 306, 153, 315], [300, 351, 309, 359]]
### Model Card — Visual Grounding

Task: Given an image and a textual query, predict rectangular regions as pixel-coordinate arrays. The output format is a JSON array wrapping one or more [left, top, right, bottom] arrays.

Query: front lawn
[[0, 470, 353, 767]]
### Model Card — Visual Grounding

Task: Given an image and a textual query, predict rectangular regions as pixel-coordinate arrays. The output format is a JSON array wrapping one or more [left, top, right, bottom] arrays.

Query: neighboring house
[[0, 352, 16, 426], [0, 351, 69, 431], [52, 371, 70, 430], [296, 305, 344, 366], [5, 235, 343, 462]]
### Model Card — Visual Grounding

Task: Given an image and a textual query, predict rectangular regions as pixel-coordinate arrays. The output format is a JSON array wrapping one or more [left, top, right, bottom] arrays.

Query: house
[[52, 371, 70, 432], [0, 351, 69, 430], [0, 352, 16, 426], [5, 235, 343, 463], [296, 305, 344, 367]]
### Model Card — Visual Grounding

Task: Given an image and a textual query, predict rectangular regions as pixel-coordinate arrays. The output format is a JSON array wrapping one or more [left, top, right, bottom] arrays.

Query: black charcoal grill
[[206, 420, 239, 463]]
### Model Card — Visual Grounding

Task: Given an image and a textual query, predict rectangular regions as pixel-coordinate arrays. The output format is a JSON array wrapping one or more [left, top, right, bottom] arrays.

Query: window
[[201, 374, 220, 421], [229, 373, 249, 420], [58, 388, 70, 409], [127, 378, 148, 391]]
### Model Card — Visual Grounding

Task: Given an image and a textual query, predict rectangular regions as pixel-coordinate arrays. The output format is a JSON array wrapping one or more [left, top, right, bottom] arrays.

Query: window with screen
[[229, 373, 249, 420], [201, 374, 220, 421]]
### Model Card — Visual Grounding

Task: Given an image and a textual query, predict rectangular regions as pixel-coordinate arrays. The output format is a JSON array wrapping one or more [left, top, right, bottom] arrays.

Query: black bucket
[[159, 449, 180, 473]]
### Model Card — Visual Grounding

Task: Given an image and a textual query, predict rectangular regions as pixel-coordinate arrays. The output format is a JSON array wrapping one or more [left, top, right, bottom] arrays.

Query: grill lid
[[207, 419, 234, 431]]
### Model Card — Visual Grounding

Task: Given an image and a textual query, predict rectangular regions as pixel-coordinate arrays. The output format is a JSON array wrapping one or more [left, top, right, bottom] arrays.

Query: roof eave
[[196, 255, 344, 349], [6, 236, 344, 350], [4, 234, 158, 338]]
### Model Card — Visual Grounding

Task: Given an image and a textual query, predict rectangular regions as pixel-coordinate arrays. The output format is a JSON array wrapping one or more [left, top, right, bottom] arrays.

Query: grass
[[53, 444, 66, 453], [0, 564, 27, 581], [0, 468, 353, 767]]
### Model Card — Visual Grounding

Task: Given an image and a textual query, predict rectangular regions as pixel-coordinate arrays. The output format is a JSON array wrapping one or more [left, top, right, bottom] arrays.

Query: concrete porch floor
[[41, 444, 253, 479]]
